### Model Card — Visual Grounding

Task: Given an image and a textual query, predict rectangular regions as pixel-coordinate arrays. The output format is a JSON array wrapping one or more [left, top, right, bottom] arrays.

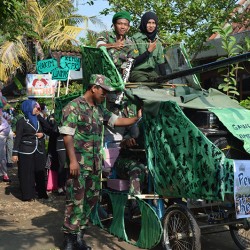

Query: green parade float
[[55, 46, 250, 250]]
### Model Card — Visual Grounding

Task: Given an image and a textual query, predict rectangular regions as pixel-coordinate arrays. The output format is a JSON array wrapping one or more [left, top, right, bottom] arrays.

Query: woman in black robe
[[12, 99, 48, 201]]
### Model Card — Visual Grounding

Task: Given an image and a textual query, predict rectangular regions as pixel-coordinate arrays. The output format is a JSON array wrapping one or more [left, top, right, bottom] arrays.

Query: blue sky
[[74, 0, 113, 36]]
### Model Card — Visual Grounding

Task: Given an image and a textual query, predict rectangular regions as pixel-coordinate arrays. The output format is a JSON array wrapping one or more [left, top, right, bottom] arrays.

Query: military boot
[[63, 233, 76, 250], [76, 230, 92, 250]]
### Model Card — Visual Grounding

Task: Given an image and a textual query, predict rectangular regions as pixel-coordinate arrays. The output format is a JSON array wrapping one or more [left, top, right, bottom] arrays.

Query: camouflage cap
[[89, 74, 115, 91]]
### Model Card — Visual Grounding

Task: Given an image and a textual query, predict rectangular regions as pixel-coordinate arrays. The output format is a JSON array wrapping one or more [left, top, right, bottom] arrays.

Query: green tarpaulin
[[129, 87, 249, 200], [210, 108, 250, 154], [143, 101, 234, 200]]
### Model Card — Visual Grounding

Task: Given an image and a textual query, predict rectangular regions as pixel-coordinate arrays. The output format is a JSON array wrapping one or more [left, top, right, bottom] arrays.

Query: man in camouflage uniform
[[96, 11, 134, 75], [113, 118, 147, 195], [59, 74, 141, 250]]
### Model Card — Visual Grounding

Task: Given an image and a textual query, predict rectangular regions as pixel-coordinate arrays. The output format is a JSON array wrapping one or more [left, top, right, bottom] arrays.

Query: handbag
[[47, 169, 58, 191]]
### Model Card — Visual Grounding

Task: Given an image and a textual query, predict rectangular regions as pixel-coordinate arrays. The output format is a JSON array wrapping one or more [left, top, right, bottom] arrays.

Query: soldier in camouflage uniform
[[113, 119, 147, 195], [59, 74, 141, 250], [96, 11, 134, 75]]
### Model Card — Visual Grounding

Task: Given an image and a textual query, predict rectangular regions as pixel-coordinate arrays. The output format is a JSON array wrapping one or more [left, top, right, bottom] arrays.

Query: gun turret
[[156, 51, 250, 83]]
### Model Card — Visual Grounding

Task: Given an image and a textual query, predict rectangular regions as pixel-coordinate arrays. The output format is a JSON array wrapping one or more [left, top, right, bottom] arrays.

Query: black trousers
[[57, 150, 67, 188], [18, 151, 47, 201]]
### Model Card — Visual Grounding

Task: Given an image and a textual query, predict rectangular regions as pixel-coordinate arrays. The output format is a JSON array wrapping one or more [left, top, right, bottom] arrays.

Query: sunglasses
[[36, 107, 41, 111]]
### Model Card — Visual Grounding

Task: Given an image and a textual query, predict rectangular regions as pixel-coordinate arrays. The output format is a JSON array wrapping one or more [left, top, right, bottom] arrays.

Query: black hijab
[[139, 11, 158, 42]]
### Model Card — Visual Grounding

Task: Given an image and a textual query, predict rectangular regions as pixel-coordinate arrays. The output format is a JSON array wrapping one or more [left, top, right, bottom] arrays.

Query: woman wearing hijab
[[12, 99, 48, 201], [130, 11, 166, 82]]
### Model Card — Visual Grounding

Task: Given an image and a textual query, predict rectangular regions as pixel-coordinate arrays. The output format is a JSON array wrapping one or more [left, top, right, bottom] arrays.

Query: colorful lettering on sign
[[234, 161, 250, 219]]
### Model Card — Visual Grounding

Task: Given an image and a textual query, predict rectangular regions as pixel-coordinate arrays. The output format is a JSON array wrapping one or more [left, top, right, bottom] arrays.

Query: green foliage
[[0, 0, 22, 23], [0, 0, 107, 83], [79, 31, 99, 47], [0, 0, 30, 40], [59, 81, 83, 95], [240, 97, 250, 110], [0, 0, 89, 82], [13, 101, 22, 114], [212, 25, 248, 100]]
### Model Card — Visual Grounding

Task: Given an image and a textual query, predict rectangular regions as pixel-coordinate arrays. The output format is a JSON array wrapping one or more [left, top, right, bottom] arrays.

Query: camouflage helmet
[[89, 74, 115, 91]]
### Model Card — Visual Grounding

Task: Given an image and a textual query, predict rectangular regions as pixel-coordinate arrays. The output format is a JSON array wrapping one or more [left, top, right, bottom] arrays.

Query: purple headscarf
[[0, 117, 10, 136], [21, 100, 38, 129]]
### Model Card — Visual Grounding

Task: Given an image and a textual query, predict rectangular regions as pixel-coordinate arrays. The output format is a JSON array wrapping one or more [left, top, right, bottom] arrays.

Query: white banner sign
[[26, 74, 58, 98], [234, 160, 250, 219]]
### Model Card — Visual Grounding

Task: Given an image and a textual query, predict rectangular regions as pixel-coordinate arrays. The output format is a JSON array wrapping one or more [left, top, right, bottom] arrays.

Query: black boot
[[76, 230, 92, 250], [63, 233, 76, 250]]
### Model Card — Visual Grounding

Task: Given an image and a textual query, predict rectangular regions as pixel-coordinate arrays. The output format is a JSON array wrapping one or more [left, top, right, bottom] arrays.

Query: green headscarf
[[112, 11, 131, 24]]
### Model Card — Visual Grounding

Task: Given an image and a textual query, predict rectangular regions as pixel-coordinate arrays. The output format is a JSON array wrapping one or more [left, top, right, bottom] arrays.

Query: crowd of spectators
[[1, 98, 67, 202]]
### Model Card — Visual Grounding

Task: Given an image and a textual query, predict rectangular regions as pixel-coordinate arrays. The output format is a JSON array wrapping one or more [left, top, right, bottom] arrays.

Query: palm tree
[[0, 0, 104, 83], [0, 37, 31, 83]]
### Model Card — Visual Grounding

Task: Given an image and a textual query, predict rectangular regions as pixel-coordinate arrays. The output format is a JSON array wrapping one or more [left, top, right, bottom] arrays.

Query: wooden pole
[[57, 81, 61, 97], [65, 70, 70, 95]]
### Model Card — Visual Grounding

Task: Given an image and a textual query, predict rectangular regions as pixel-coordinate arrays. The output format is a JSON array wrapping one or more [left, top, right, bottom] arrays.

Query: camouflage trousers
[[113, 157, 146, 195], [62, 169, 101, 234]]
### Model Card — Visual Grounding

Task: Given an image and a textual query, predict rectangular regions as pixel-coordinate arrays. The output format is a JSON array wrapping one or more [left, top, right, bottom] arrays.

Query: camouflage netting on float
[[54, 91, 82, 124], [81, 46, 124, 91], [90, 191, 162, 249], [143, 101, 234, 201]]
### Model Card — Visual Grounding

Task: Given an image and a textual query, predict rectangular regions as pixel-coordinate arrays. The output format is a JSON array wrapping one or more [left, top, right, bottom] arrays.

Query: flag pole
[[57, 80, 61, 97], [65, 70, 70, 95]]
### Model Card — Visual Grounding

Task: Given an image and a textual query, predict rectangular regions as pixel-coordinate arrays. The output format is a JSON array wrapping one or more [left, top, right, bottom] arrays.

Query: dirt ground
[[0, 166, 151, 250], [0, 166, 239, 250]]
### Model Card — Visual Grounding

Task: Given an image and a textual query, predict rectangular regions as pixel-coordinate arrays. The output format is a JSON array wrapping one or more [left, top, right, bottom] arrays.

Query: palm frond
[[57, 15, 89, 26], [88, 16, 107, 30], [0, 37, 31, 81], [46, 26, 83, 49], [41, 0, 75, 21], [0, 0, 106, 82]]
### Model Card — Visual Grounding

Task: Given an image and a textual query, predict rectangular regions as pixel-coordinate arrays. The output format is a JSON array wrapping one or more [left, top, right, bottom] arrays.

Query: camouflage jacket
[[97, 30, 134, 73], [59, 96, 118, 171]]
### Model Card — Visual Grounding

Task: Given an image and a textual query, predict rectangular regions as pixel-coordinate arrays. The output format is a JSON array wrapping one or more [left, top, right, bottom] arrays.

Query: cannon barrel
[[156, 51, 250, 83]]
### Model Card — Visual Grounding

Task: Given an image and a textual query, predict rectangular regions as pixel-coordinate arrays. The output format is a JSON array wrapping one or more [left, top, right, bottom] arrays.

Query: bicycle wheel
[[230, 223, 250, 249], [162, 204, 201, 250]]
